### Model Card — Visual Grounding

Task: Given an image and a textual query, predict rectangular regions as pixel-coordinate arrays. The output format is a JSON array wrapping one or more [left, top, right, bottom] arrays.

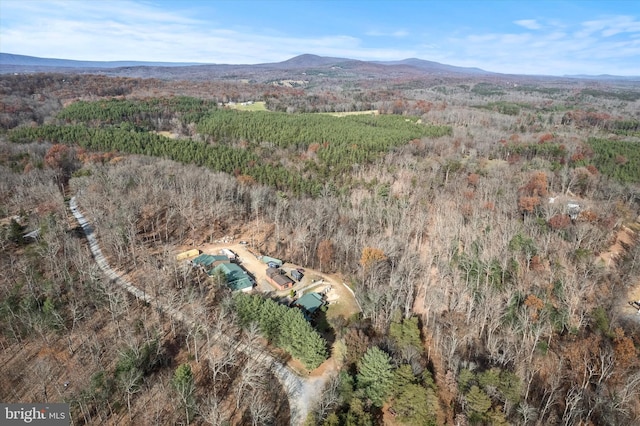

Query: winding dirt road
[[70, 196, 326, 425]]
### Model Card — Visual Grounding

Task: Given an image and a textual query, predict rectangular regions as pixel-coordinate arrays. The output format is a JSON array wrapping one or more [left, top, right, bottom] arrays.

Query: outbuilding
[[220, 248, 238, 261], [266, 268, 294, 290], [260, 256, 283, 267], [176, 249, 201, 261], [291, 269, 304, 282]]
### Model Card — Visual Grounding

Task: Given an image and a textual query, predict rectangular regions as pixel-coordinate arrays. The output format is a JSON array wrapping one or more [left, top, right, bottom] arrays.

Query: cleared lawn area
[[227, 101, 268, 111], [324, 109, 379, 117], [323, 280, 361, 321]]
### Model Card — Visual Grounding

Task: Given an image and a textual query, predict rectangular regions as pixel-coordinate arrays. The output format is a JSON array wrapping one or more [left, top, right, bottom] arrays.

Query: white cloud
[[365, 29, 409, 37], [0, 1, 638, 75], [514, 19, 541, 30], [577, 16, 640, 38], [442, 15, 640, 75], [0, 0, 418, 63]]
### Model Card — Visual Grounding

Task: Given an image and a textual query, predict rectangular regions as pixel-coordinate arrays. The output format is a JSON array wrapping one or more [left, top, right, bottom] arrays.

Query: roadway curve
[[70, 196, 325, 425]]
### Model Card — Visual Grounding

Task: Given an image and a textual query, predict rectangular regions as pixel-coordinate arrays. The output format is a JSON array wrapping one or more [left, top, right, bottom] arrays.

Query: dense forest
[[1, 71, 640, 426]]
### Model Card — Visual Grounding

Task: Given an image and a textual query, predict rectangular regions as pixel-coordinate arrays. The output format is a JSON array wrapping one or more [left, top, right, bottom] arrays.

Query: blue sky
[[1, 0, 639, 75]]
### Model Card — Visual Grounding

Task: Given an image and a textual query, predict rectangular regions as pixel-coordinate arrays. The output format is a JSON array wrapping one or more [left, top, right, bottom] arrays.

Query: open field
[[225, 100, 267, 111], [324, 109, 379, 117]]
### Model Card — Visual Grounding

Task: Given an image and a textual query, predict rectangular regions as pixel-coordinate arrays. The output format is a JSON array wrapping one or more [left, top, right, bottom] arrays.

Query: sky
[[0, 0, 639, 76]]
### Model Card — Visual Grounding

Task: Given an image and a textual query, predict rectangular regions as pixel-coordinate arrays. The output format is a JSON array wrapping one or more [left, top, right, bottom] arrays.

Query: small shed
[[291, 270, 304, 282], [176, 249, 201, 261], [220, 248, 238, 261], [260, 256, 283, 267]]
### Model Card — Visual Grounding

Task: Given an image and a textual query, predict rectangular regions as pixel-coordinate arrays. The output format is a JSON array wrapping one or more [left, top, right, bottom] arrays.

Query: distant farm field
[[227, 101, 267, 111], [325, 109, 379, 117]]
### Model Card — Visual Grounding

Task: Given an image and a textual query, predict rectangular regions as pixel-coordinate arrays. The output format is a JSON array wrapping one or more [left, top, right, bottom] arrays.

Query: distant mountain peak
[[374, 58, 492, 75], [275, 54, 350, 68]]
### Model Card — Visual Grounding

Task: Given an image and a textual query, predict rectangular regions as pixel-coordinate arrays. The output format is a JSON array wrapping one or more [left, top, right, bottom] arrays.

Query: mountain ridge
[[1, 52, 637, 80], [0, 52, 205, 68], [0, 52, 496, 75]]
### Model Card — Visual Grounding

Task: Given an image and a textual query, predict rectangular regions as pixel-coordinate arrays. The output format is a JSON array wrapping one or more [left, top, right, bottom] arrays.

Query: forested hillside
[[1, 72, 639, 425]]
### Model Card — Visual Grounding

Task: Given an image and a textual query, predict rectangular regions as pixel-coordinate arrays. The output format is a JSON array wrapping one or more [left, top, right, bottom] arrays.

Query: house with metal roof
[[210, 263, 253, 292], [192, 254, 229, 270], [293, 292, 324, 319], [266, 267, 294, 290]]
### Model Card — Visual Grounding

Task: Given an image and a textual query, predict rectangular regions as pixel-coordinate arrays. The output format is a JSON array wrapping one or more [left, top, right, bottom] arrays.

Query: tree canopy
[[356, 346, 394, 407]]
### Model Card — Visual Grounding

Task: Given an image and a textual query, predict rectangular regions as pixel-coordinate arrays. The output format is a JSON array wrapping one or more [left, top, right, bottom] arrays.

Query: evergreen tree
[[391, 365, 438, 425], [343, 397, 373, 426], [172, 363, 195, 424], [389, 316, 423, 353], [465, 385, 492, 422], [393, 383, 438, 426], [8, 218, 24, 244], [232, 293, 327, 369], [356, 346, 393, 407]]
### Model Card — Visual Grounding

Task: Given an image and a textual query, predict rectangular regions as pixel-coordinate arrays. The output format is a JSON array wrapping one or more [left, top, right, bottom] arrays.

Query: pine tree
[[356, 346, 393, 407], [389, 316, 423, 353], [172, 363, 195, 424], [391, 365, 438, 425], [465, 385, 492, 422]]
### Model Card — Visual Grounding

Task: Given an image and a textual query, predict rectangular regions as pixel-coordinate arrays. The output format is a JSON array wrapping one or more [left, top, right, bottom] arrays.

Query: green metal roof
[[295, 292, 324, 314], [211, 263, 253, 291], [192, 254, 227, 267], [193, 254, 213, 266], [261, 256, 283, 266]]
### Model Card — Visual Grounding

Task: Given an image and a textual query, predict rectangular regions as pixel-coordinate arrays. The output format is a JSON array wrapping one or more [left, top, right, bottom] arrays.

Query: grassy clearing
[[326, 299, 359, 321], [227, 101, 267, 111], [324, 110, 379, 117], [152, 131, 177, 139]]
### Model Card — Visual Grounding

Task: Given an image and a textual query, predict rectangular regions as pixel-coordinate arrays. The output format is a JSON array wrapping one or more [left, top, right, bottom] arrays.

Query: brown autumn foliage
[[317, 239, 335, 271], [615, 155, 628, 165], [549, 214, 572, 230], [579, 210, 599, 223], [524, 294, 544, 320], [360, 247, 387, 269], [44, 143, 73, 169], [538, 132, 554, 143], [237, 174, 257, 186], [521, 171, 549, 197], [614, 335, 638, 369], [518, 195, 541, 214], [467, 173, 480, 188], [343, 328, 371, 368], [586, 164, 599, 175]]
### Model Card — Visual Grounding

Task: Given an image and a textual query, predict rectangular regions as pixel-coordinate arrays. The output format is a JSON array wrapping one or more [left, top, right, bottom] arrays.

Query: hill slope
[[0, 52, 203, 68]]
